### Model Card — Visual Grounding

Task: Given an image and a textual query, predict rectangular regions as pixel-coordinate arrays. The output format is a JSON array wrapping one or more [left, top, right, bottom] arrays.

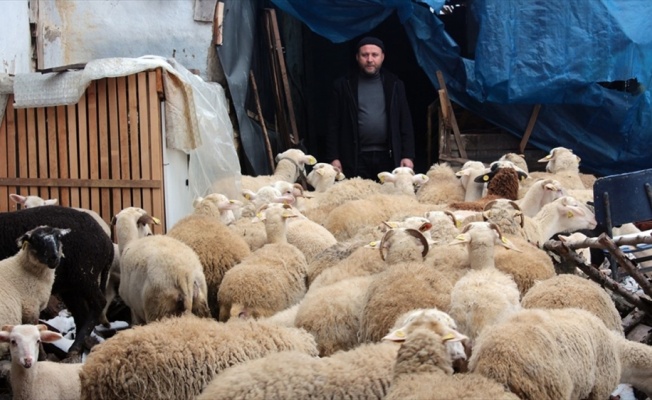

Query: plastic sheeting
[[8, 56, 240, 201], [271, 0, 652, 176]]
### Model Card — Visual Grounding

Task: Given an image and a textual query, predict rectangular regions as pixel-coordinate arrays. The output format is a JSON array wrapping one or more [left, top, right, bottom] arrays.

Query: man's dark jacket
[[324, 68, 415, 179]]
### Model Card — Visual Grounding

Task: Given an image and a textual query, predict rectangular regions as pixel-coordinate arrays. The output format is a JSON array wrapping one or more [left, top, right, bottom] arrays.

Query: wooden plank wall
[[0, 70, 165, 236]]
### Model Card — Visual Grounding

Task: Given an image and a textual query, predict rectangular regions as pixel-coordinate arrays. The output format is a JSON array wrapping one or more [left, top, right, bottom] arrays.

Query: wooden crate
[[0, 70, 166, 235]]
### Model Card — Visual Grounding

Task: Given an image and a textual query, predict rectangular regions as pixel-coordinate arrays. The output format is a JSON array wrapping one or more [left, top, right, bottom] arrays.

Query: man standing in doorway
[[324, 36, 415, 181]]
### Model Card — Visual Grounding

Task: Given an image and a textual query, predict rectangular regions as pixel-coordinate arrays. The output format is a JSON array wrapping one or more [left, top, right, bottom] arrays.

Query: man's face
[[356, 44, 384, 76]]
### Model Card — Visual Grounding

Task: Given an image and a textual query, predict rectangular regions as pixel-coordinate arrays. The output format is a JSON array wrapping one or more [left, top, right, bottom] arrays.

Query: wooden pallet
[[0, 70, 166, 234]]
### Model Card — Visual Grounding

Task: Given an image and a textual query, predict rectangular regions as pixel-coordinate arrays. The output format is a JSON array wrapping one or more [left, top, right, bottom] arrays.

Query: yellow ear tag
[[229, 200, 236, 203], [545, 155, 551, 159], [442, 333, 455, 342], [456, 220, 462, 228], [393, 330, 406, 338], [502, 237, 508, 244], [152, 217, 161, 225], [483, 175, 489, 182], [369, 241, 378, 246], [456, 234, 466, 240], [308, 156, 317, 165], [256, 212, 263, 219], [21, 242, 28, 250], [567, 211, 574, 218], [244, 193, 251, 200], [379, 176, 385, 183], [387, 222, 398, 228]]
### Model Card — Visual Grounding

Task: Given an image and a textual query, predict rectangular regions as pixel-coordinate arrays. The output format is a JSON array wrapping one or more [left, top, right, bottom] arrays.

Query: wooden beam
[[0, 178, 162, 189], [250, 70, 276, 171], [519, 104, 541, 154], [213, 1, 225, 46], [436, 71, 467, 159], [266, 8, 300, 146]]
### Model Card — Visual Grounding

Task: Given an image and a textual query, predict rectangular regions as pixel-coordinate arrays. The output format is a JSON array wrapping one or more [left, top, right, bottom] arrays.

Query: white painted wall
[[0, 1, 32, 74]]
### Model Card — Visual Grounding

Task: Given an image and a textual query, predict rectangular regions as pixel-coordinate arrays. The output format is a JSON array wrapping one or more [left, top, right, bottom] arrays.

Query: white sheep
[[358, 228, 453, 343], [448, 222, 522, 341], [515, 178, 565, 217], [115, 207, 210, 324], [470, 307, 652, 400], [455, 160, 488, 201], [377, 167, 429, 195], [240, 148, 317, 192], [306, 162, 345, 192], [385, 321, 519, 400], [294, 275, 375, 356], [0, 226, 70, 327], [218, 203, 308, 321], [498, 152, 529, 173], [521, 273, 623, 334], [0, 324, 82, 400], [299, 177, 382, 223], [192, 193, 243, 225], [416, 163, 466, 205], [196, 308, 466, 400], [523, 147, 591, 194], [523, 195, 597, 247], [79, 315, 318, 400], [167, 196, 252, 319]]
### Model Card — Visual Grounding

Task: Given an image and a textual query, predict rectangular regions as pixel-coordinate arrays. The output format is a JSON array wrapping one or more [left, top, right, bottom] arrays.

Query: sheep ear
[[40, 330, 63, 343], [441, 329, 469, 343], [56, 228, 71, 238], [192, 196, 204, 208], [455, 169, 470, 177], [44, 199, 58, 205], [413, 174, 429, 186], [382, 328, 408, 343], [474, 172, 493, 183], [377, 172, 395, 184], [1, 325, 14, 333], [9, 194, 27, 205], [450, 233, 470, 245], [496, 235, 522, 252], [304, 155, 317, 166], [242, 190, 256, 201]]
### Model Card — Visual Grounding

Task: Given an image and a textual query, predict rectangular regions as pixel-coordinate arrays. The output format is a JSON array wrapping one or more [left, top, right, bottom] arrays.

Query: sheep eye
[[10, 340, 16, 346]]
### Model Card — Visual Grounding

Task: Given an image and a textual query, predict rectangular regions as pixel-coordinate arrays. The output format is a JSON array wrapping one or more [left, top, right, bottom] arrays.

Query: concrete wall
[[0, 1, 32, 74], [36, 0, 218, 81]]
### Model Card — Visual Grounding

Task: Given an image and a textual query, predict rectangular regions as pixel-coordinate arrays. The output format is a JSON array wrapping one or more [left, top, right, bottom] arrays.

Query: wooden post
[[519, 104, 541, 154], [435, 71, 467, 159], [249, 71, 276, 171]]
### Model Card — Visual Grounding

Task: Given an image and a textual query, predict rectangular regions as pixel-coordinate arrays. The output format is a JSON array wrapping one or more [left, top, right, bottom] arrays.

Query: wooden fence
[[0, 70, 166, 235]]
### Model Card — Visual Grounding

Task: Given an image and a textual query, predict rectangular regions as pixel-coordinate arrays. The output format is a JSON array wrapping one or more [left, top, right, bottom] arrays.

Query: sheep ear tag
[[365, 241, 380, 249], [442, 333, 456, 342], [567, 211, 574, 219], [382, 329, 407, 343], [456, 220, 462, 228], [307, 156, 317, 165], [152, 217, 161, 225], [483, 175, 489, 182]]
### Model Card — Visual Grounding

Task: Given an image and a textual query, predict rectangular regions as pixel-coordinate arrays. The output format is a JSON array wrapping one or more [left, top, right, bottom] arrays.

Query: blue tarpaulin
[[272, 0, 652, 176]]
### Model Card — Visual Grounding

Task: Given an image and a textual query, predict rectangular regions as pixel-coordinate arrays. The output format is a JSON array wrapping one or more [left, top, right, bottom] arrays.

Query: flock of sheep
[[0, 146, 651, 399]]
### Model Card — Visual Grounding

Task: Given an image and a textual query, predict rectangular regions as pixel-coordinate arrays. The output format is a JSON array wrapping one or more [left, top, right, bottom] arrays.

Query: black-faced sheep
[[0, 206, 114, 358], [0, 226, 70, 328], [0, 324, 82, 400]]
